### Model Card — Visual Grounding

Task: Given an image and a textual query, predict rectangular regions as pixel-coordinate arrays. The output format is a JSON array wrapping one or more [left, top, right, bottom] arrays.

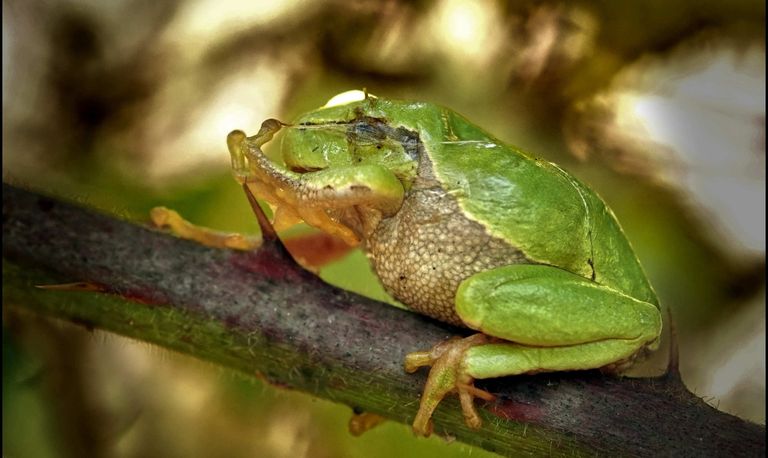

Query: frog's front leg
[[407, 264, 662, 436], [150, 207, 259, 250], [227, 121, 406, 245]]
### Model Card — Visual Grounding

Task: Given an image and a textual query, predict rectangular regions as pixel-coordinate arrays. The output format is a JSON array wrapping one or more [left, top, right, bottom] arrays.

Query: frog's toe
[[348, 411, 387, 436], [406, 334, 494, 436], [457, 380, 495, 429], [404, 336, 462, 373]]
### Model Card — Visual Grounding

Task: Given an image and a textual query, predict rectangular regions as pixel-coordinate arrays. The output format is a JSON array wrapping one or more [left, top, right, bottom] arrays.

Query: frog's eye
[[349, 121, 386, 142]]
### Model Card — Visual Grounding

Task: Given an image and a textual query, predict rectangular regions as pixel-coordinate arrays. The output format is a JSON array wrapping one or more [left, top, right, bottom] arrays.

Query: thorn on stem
[[664, 306, 683, 387], [35, 281, 106, 292], [242, 183, 278, 243], [240, 183, 298, 266]]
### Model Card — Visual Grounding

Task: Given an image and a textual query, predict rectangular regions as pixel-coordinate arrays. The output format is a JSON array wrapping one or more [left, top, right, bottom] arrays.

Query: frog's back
[[377, 100, 657, 307]]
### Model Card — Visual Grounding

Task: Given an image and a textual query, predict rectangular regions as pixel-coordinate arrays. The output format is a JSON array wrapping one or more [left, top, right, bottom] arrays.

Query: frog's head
[[277, 90, 421, 186]]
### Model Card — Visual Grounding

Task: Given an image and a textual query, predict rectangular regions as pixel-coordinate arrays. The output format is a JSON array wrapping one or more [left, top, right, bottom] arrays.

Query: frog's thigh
[[455, 264, 661, 378], [464, 339, 647, 379]]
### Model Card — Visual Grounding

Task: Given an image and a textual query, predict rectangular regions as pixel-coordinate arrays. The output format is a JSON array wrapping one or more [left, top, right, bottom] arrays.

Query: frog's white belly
[[365, 182, 528, 326]]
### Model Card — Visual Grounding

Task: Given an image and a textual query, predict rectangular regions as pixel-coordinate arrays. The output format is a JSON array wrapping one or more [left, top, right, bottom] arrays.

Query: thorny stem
[[2, 183, 765, 457]]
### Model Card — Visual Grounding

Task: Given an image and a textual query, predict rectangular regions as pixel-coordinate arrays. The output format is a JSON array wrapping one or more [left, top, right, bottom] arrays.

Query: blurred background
[[2, 0, 764, 457]]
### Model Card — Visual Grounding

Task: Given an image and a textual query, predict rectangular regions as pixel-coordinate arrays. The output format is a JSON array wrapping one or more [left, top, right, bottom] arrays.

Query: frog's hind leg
[[407, 264, 661, 436], [406, 334, 657, 437], [405, 334, 495, 436]]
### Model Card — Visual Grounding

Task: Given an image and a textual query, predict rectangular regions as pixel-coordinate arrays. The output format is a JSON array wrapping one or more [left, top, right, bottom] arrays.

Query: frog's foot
[[150, 207, 260, 250], [227, 120, 287, 181], [348, 411, 387, 436], [404, 334, 495, 436], [227, 120, 407, 247]]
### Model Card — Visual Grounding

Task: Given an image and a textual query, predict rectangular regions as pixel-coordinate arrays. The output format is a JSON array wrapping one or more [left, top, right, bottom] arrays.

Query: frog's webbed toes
[[405, 334, 494, 436], [227, 119, 287, 182]]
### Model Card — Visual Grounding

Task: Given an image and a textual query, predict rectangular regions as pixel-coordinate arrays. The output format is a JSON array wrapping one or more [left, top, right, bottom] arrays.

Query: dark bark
[[2, 182, 764, 457]]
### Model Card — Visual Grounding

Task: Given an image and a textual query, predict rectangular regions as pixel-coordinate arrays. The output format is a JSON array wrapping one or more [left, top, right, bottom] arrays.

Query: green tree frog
[[227, 90, 662, 436]]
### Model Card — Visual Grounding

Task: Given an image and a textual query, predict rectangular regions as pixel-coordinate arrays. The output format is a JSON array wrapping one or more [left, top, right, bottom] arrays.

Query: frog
[[226, 90, 663, 437]]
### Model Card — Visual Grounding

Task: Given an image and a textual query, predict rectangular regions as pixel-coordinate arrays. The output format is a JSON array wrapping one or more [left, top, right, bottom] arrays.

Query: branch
[[2, 183, 764, 457]]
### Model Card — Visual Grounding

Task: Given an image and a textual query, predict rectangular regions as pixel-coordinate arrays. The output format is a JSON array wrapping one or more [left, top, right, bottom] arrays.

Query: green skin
[[228, 91, 662, 436]]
